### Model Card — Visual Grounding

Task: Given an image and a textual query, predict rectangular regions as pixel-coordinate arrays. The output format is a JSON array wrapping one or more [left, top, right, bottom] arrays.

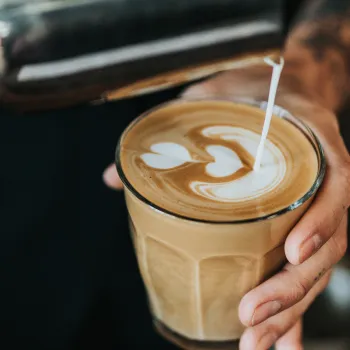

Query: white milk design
[[140, 126, 286, 203]]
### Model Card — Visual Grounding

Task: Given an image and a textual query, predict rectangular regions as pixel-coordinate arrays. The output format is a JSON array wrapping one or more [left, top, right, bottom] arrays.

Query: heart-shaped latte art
[[191, 126, 286, 202], [205, 145, 243, 177], [140, 142, 193, 170], [141, 142, 244, 178], [140, 126, 286, 202]]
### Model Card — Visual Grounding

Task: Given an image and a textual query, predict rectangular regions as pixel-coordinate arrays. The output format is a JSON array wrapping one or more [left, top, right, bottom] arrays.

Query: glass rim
[[115, 97, 326, 225]]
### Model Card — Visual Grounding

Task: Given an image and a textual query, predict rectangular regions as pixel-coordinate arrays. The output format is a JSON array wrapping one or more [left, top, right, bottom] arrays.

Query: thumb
[[103, 163, 124, 190], [181, 80, 219, 99]]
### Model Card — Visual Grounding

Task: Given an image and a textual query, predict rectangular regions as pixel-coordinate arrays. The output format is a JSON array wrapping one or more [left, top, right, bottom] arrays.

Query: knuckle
[[265, 324, 280, 337], [291, 278, 309, 301], [265, 321, 295, 342], [253, 323, 282, 342], [281, 266, 310, 303]]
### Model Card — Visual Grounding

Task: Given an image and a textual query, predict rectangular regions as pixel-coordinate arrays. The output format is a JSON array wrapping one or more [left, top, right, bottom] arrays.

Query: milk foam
[[205, 145, 243, 177], [140, 142, 193, 169], [140, 126, 286, 202]]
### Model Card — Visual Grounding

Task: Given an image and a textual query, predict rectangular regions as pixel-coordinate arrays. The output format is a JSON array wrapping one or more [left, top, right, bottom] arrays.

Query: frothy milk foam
[[118, 100, 320, 344]]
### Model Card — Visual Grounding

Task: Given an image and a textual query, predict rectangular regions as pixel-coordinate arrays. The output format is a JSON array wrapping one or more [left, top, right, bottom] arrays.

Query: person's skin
[[103, 1, 350, 349]]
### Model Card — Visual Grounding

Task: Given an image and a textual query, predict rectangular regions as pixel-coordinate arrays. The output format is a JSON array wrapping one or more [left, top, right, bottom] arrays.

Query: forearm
[[282, 0, 350, 112]]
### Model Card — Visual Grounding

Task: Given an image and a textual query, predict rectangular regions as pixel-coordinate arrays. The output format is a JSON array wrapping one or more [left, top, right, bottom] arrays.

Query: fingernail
[[251, 301, 281, 326], [299, 234, 322, 263], [257, 332, 278, 349]]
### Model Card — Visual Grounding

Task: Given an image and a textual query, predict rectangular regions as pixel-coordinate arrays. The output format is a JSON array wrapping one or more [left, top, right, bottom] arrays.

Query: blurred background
[[0, 0, 349, 349]]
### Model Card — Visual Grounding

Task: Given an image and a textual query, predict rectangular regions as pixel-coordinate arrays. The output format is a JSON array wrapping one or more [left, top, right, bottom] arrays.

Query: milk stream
[[253, 57, 285, 171]]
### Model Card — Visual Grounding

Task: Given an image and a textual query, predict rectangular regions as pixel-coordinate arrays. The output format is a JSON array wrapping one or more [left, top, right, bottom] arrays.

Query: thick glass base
[[154, 319, 239, 350]]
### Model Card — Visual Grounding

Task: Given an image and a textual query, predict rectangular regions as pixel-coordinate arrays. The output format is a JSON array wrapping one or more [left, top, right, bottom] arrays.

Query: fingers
[[240, 271, 331, 350], [181, 78, 219, 99], [285, 162, 350, 265], [181, 65, 271, 101], [103, 163, 124, 190], [275, 319, 303, 350], [239, 215, 346, 327]]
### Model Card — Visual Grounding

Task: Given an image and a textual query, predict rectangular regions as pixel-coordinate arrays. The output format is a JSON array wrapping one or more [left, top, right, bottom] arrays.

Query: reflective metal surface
[[0, 0, 282, 110]]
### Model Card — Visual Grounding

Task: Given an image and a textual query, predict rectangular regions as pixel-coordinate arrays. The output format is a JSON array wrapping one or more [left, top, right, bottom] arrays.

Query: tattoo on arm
[[298, 1, 350, 62], [314, 267, 327, 282], [287, 0, 350, 109]]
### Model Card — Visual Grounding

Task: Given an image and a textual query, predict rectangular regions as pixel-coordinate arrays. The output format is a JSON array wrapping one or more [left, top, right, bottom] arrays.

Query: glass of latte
[[116, 99, 325, 349]]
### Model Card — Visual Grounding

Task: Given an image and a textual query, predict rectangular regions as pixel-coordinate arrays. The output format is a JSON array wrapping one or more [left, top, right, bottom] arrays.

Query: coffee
[[120, 101, 318, 221], [117, 100, 324, 347]]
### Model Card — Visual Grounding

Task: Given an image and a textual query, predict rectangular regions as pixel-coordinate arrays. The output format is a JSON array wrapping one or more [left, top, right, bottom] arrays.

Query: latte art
[[204, 145, 243, 177], [141, 142, 194, 170], [120, 100, 318, 221], [140, 126, 286, 203], [191, 127, 286, 202]]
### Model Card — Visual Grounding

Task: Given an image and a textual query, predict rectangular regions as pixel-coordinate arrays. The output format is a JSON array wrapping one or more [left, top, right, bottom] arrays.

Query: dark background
[[0, 86, 196, 350], [1, 83, 349, 350]]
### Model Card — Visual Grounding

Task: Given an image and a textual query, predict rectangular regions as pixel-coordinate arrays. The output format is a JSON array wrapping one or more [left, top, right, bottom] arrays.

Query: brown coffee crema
[[120, 101, 319, 221]]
